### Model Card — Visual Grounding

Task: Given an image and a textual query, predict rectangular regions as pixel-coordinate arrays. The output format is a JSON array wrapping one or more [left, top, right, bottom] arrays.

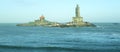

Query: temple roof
[[40, 15, 45, 19]]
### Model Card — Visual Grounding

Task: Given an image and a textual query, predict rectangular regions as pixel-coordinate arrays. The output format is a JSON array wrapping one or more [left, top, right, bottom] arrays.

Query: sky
[[0, 0, 120, 23]]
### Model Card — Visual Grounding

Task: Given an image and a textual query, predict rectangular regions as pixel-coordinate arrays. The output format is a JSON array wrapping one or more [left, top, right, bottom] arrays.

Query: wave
[[0, 45, 120, 52], [0, 45, 80, 51]]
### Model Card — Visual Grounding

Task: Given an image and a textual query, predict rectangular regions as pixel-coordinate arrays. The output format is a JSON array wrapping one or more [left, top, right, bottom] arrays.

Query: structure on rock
[[73, 4, 83, 23], [16, 15, 60, 26], [65, 4, 95, 27]]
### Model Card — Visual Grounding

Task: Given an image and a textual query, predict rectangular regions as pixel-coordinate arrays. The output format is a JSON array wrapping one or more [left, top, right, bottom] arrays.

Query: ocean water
[[0, 23, 120, 52]]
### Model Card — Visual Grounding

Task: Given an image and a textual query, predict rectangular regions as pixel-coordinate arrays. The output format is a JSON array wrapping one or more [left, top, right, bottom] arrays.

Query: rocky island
[[17, 5, 96, 27], [17, 15, 60, 27]]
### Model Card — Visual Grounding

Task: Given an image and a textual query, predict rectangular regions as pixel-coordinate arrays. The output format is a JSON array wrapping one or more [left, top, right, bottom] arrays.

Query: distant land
[[16, 5, 96, 27]]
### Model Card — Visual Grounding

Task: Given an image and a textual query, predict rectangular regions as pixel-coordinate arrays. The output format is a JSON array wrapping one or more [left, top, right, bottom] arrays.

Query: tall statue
[[72, 4, 83, 23], [76, 4, 80, 17]]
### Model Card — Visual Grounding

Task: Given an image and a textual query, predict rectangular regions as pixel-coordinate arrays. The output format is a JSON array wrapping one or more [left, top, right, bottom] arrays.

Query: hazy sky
[[0, 0, 120, 23]]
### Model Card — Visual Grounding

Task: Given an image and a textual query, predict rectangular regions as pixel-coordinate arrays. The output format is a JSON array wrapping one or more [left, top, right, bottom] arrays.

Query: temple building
[[40, 15, 45, 21], [34, 15, 49, 26]]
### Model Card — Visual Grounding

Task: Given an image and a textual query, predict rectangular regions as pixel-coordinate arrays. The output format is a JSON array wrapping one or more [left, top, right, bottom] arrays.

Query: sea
[[0, 23, 120, 52]]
